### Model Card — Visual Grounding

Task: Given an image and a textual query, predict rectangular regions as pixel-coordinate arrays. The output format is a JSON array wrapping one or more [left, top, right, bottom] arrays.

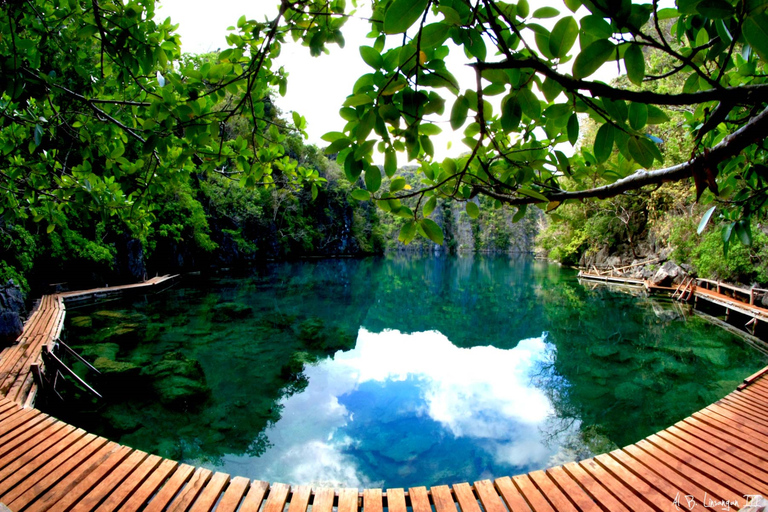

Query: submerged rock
[[70, 316, 93, 328], [142, 351, 209, 407], [212, 302, 253, 321]]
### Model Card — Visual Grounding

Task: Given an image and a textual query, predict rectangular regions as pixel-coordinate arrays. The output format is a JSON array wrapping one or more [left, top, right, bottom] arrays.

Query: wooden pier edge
[[0, 275, 766, 512]]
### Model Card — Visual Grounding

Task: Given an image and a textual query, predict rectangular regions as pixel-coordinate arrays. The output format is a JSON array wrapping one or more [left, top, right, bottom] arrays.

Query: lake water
[[47, 256, 768, 489]]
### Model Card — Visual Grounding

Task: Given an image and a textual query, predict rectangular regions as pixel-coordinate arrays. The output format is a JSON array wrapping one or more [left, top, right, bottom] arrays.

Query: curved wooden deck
[[1, 279, 767, 511]]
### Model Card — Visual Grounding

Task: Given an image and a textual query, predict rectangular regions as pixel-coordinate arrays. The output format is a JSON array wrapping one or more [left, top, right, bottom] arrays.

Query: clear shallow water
[[48, 256, 768, 488]]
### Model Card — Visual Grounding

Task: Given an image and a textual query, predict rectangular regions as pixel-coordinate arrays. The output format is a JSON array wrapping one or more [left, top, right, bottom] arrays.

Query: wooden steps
[[0, 275, 766, 511]]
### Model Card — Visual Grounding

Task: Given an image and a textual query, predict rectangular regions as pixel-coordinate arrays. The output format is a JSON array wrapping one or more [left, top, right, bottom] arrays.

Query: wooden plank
[[0, 408, 48, 448], [214, 476, 250, 512], [72, 450, 155, 512], [364, 488, 383, 512], [690, 412, 768, 453], [287, 485, 312, 512], [453, 482, 481, 512], [0, 422, 73, 477], [312, 487, 336, 512], [4, 436, 112, 509], [338, 487, 359, 512], [386, 488, 407, 512], [23, 444, 131, 512], [158, 465, 212, 512], [473, 480, 507, 512], [118, 458, 180, 512], [634, 439, 746, 504], [676, 419, 768, 467], [658, 427, 768, 486], [0, 415, 56, 460], [619, 444, 713, 508], [578, 459, 655, 511], [591, 454, 672, 511], [188, 471, 230, 512], [261, 482, 291, 512], [562, 462, 629, 512], [511, 474, 556, 512], [238, 480, 269, 512], [431, 485, 457, 512], [717, 397, 768, 429], [496, 476, 535, 512], [644, 433, 763, 494], [526, 470, 577, 512], [0, 428, 90, 498], [725, 392, 768, 416], [139, 463, 195, 512], [409, 486, 431, 512], [544, 466, 600, 512]]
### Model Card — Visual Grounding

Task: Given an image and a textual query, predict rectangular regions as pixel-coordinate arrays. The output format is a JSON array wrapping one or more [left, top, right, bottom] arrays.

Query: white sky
[[156, 0, 669, 162]]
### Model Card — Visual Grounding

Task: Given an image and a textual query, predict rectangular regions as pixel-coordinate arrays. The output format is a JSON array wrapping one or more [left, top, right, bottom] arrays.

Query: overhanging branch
[[473, 58, 768, 106], [477, 105, 768, 206]]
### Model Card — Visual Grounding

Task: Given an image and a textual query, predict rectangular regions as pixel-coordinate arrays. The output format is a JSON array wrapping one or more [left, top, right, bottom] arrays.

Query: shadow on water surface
[[43, 255, 768, 488]]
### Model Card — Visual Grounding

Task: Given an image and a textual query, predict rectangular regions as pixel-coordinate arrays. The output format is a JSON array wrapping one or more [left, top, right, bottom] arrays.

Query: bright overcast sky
[[156, 1, 669, 162]]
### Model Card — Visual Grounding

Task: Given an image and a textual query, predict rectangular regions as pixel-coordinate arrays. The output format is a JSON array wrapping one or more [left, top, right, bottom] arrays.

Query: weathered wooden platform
[[1, 277, 767, 511]]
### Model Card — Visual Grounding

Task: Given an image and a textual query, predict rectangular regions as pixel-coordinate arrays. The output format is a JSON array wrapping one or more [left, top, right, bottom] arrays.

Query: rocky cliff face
[[0, 280, 25, 347]]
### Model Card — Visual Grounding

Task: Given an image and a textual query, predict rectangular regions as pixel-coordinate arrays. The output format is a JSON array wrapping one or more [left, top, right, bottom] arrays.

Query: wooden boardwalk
[[1, 278, 767, 511]]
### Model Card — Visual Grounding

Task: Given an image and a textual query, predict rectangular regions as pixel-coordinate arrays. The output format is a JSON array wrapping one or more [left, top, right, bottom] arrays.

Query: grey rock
[[651, 261, 683, 287], [0, 280, 25, 347]]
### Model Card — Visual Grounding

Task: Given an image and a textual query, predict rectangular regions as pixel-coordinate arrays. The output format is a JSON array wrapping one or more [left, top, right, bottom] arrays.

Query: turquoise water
[[48, 256, 767, 489]]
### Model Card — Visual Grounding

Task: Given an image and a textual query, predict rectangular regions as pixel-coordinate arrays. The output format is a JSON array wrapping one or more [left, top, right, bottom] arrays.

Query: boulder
[[651, 261, 684, 287], [0, 280, 25, 347], [212, 302, 252, 321], [141, 351, 209, 407]]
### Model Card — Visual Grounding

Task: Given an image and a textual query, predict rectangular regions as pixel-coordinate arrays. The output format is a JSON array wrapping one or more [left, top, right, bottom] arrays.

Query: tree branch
[[476, 105, 768, 205], [472, 58, 768, 106]]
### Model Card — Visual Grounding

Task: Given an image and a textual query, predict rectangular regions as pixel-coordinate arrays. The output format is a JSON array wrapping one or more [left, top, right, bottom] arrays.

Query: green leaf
[[697, 206, 716, 234], [466, 201, 480, 219], [624, 44, 645, 86], [500, 95, 522, 132], [364, 167, 382, 193], [360, 46, 384, 69], [564, 0, 581, 12], [628, 102, 648, 130], [744, 13, 768, 61], [420, 23, 449, 48], [683, 73, 700, 94], [518, 0, 529, 18], [567, 113, 579, 145], [572, 39, 614, 79], [735, 219, 752, 246], [399, 221, 418, 244], [324, 137, 352, 154], [517, 87, 541, 119], [390, 177, 407, 192], [46, 224, 55, 234], [420, 219, 444, 245], [518, 188, 549, 202], [594, 124, 615, 163], [344, 94, 374, 107], [722, 222, 734, 257], [697, 0, 735, 18], [512, 204, 527, 222], [533, 6, 559, 18], [384, 148, 397, 177], [647, 105, 670, 124], [549, 16, 578, 59], [627, 135, 656, 168], [33, 124, 43, 146], [383, 0, 430, 34], [423, 196, 437, 217], [351, 189, 371, 201], [450, 96, 470, 130]]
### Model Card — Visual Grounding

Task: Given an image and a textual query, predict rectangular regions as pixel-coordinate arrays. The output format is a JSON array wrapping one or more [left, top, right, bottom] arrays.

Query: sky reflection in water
[[215, 328, 573, 488]]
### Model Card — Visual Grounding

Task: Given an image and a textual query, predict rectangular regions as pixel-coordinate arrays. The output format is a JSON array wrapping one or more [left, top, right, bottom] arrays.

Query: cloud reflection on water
[[216, 329, 576, 487]]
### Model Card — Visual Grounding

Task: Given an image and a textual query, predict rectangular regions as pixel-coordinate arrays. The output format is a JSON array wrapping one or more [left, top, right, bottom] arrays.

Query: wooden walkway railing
[[0, 277, 767, 511]]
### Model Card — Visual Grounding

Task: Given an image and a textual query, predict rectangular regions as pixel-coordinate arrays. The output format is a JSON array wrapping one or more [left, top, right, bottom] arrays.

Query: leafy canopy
[[2, 0, 768, 250]]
